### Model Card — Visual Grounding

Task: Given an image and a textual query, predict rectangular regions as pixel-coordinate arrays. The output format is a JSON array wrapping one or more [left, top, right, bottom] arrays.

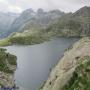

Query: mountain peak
[[21, 8, 35, 15], [73, 6, 90, 16], [79, 6, 90, 12], [81, 6, 90, 9]]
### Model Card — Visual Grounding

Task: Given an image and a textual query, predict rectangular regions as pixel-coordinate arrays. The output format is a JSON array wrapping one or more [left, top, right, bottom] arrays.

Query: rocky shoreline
[[41, 37, 90, 90], [0, 71, 15, 88], [0, 48, 18, 90], [1, 37, 90, 90]]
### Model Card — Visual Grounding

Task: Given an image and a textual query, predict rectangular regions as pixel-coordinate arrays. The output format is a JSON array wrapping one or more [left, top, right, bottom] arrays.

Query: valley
[[0, 6, 90, 90], [0, 6, 90, 47]]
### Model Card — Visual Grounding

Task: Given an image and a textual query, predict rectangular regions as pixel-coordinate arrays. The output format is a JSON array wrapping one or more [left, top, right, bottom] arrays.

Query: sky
[[0, 0, 90, 13]]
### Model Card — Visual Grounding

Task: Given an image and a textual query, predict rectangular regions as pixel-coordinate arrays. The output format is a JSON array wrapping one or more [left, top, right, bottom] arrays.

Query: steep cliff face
[[41, 37, 90, 90]]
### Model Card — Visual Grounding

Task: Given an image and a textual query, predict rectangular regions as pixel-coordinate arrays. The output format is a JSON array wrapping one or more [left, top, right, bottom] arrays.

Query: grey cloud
[[1, 0, 90, 13]]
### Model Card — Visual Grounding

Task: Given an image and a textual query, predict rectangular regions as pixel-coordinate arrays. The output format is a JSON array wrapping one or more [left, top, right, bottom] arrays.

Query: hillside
[[44, 6, 90, 37], [9, 9, 64, 33], [0, 9, 64, 39], [0, 12, 19, 38], [62, 57, 90, 90], [0, 29, 50, 46], [0, 6, 90, 46], [40, 37, 90, 90], [0, 48, 17, 88]]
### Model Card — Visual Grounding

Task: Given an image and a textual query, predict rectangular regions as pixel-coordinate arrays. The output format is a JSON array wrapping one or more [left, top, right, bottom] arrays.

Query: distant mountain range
[[45, 6, 90, 37], [0, 12, 19, 38], [9, 9, 65, 33], [0, 8, 65, 38], [0, 6, 90, 46]]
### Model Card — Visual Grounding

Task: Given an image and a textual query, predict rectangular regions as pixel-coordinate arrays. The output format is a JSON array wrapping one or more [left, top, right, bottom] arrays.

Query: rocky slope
[[41, 37, 90, 90], [0, 48, 17, 88], [10, 9, 64, 33], [0, 9, 64, 39], [62, 56, 90, 90], [44, 6, 90, 37]]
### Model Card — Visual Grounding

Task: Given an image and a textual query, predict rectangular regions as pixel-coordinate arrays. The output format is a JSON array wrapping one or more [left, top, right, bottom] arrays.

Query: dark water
[[4, 38, 79, 90]]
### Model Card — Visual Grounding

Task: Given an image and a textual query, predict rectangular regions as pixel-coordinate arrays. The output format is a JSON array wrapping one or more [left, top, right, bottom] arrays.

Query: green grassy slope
[[0, 30, 50, 46]]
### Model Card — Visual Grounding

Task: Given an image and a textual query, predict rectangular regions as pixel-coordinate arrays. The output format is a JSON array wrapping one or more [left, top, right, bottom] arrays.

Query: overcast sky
[[0, 0, 90, 13]]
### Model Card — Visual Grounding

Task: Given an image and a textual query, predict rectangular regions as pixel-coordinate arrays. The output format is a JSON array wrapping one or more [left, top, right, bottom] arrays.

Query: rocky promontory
[[0, 48, 17, 89]]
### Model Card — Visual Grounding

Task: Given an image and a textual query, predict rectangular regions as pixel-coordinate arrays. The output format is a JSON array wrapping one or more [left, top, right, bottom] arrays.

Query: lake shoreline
[[41, 37, 90, 90], [4, 38, 79, 90]]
